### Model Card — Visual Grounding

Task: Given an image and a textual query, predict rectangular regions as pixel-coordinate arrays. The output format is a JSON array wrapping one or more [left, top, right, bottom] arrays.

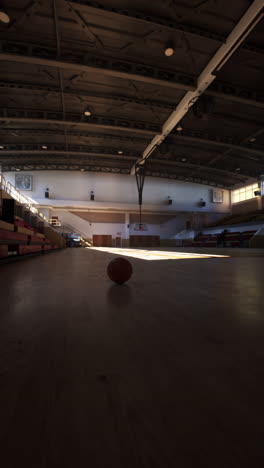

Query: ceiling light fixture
[[80, 168, 84, 171], [249, 137, 256, 142], [164, 42, 174, 57], [15, 168, 20, 171], [0, 145, 4, 149], [181, 157, 187, 162], [176, 122, 183, 131], [42, 145, 48, 149], [236, 167, 240, 171], [118, 150, 123, 154], [0, 9, 10, 23], [84, 109, 92, 116]]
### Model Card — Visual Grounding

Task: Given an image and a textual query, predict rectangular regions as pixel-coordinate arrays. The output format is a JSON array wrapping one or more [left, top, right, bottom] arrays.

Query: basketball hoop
[[135, 160, 147, 227]]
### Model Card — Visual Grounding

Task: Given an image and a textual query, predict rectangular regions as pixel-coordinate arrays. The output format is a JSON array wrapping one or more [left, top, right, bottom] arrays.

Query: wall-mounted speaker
[[198, 201, 206, 207]]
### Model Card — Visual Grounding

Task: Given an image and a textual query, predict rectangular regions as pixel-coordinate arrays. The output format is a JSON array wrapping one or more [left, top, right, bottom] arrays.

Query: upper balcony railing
[[0, 173, 50, 224]]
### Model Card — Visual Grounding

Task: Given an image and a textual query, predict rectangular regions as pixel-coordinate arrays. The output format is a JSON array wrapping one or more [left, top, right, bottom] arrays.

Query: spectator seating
[[0, 217, 61, 260], [192, 229, 257, 248]]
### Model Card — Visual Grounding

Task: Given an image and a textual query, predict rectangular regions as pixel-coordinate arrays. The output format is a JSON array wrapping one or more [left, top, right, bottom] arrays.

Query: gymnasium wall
[[51, 210, 124, 239], [43, 210, 223, 240], [54, 210, 163, 239], [4, 171, 230, 213], [231, 197, 260, 215]]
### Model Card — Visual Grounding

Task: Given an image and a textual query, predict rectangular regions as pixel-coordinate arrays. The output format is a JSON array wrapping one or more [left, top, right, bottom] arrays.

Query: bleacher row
[[0, 216, 60, 259], [192, 230, 257, 248]]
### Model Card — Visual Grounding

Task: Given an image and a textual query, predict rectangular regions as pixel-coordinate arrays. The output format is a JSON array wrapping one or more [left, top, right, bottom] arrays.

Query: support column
[[123, 213, 130, 247]]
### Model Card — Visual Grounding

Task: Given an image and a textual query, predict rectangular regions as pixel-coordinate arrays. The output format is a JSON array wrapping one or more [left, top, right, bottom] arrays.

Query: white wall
[[52, 210, 125, 239], [5, 171, 230, 213], [51, 211, 222, 240], [51, 210, 183, 239]]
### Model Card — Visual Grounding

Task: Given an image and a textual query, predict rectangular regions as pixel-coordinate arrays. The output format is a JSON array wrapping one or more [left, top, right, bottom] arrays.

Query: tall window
[[232, 183, 259, 204]]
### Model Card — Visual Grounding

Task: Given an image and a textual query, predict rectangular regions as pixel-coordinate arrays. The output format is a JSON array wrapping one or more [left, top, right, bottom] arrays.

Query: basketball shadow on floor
[[107, 284, 133, 308]]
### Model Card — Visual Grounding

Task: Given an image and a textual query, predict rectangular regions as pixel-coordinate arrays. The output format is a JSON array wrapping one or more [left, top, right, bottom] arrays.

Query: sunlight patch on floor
[[90, 247, 230, 261]]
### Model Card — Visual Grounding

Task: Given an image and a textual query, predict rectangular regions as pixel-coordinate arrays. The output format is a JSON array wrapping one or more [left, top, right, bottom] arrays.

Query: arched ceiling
[[0, 0, 263, 188]]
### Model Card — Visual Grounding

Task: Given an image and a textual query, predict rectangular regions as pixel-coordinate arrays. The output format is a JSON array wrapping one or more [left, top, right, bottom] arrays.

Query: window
[[232, 183, 259, 204]]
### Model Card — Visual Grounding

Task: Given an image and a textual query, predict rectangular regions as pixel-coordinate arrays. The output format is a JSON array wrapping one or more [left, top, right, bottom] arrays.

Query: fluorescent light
[[0, 10, 10, 23]]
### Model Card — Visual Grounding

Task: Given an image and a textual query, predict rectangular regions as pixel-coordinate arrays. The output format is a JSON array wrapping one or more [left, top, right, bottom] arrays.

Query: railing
[[62, 224, 89, 239], [50, 220, 89, 239], [0, 173, 49, 223]]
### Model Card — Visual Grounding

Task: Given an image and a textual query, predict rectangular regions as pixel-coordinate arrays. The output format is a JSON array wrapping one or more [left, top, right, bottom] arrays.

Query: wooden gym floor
[[0, 247, 264, 467]]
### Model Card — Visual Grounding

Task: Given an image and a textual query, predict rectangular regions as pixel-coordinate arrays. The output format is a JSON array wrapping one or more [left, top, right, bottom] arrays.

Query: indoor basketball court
[[1, 1, 264, 467]]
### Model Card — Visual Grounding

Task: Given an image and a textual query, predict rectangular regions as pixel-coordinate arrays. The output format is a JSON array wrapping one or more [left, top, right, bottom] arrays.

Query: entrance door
[[93, 235, 113, 247]]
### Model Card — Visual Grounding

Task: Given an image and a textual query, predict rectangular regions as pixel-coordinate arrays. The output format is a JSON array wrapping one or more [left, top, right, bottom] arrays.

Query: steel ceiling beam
[[0, 42, 195, 92], [8, 0, 43, 29], [1, 149, 261, 179], [66, 2, 104, 48], [169, 133, 264, 159], [151, 158, 248, 180], [131, 0, 264, 174], [67, 1, 264, 56], [0, 108, 159, 136], [1, 121, 263, 161], [1, 41, 263, 109], [206, 86, 264, 109], [0, 144, 139, 157], [0, 80, 175, 110], [0, 149, 252, 181], [1, 163, 131, 175], [0, 127, 149, 143], [0, 41, 264, 108], [2, 80, 264, 115], [0, 150, 138, 161], [205, 128, 264, 167]]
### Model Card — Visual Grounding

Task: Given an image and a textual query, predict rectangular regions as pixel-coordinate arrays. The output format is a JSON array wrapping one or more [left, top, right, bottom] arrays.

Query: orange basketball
[[107, 257, 133, 284]]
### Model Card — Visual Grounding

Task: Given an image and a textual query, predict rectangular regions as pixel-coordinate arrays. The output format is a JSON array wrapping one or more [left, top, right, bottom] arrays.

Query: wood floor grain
[[0, 248, 264, 467]]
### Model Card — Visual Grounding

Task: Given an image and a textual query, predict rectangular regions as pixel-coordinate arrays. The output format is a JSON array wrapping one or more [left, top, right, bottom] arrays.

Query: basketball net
[[135, 161, 146, 229]]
